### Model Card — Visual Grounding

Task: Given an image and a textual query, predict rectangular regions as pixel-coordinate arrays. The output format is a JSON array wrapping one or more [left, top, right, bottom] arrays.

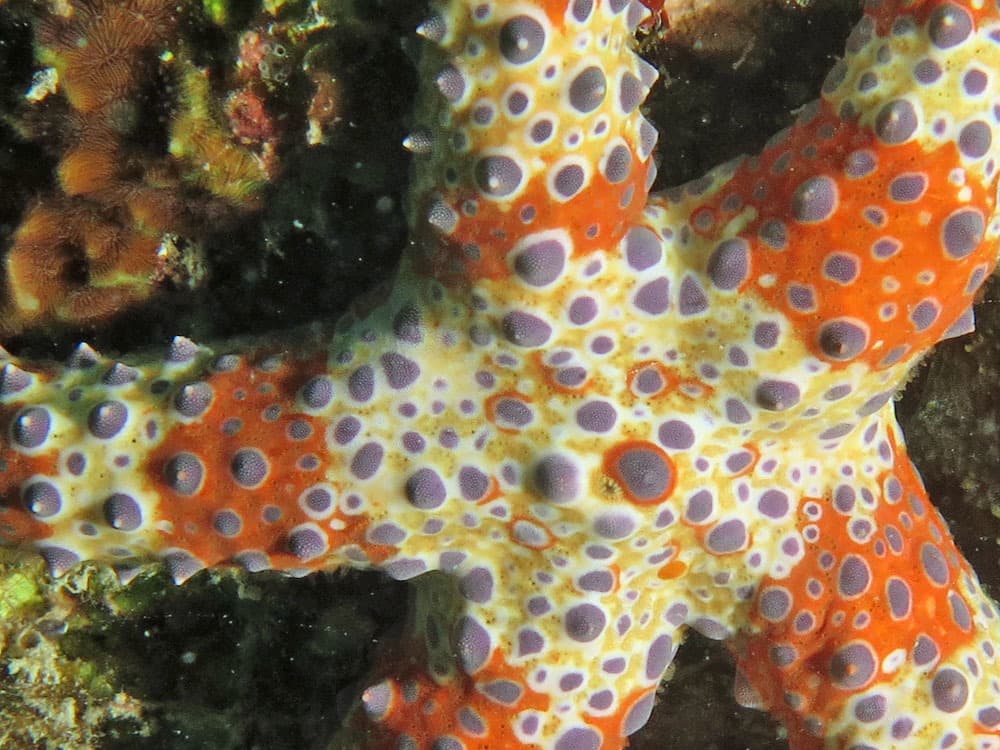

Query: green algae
[[202, 0, 229, 26], [0, 564, 44, 620], [0, 560, 147, 749]]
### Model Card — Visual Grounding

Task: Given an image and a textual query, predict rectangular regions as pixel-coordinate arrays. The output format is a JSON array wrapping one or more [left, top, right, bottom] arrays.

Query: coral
[[169, 58, 271, 203], [2, 0, 202, 335], [1, 0, 357, 337], [0, 557, 408, 749], [1, 0, 193, 334], [0, 555, 146, 749]]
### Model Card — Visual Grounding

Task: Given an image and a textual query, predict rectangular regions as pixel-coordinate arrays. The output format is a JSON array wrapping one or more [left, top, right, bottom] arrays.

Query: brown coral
[[6, 199, 175, 330], [1, 0, 399, 338], [36, 0, 177, 113], [1, 0, 269, 336]]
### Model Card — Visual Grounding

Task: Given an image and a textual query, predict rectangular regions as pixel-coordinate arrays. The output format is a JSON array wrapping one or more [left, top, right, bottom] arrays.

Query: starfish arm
[[622, 0, 1000, 746], [406, 0, 659, 294], [0, 286, 518, 583], [339, 566, 695, 749], [734, 411, 1000, 748], [651, 0, 1000, 388]]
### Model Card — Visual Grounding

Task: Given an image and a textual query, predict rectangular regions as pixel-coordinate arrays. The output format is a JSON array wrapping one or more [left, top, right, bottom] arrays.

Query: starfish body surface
[[1, 0, 1000, 747]]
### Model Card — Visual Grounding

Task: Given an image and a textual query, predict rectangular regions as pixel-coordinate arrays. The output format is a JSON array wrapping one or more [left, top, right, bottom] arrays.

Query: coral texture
[[1, 0, 999, 748], [0, 555, 146, 750], [1, 0, 325, 336], [3, 0, 198, 334]]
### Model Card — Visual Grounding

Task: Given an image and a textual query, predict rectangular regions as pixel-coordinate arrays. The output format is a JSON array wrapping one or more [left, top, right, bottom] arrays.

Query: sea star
[[1, 0, 999, 747]]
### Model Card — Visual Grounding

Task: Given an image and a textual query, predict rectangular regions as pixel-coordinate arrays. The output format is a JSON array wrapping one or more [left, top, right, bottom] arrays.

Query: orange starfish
[[2, 1, 999, 747]]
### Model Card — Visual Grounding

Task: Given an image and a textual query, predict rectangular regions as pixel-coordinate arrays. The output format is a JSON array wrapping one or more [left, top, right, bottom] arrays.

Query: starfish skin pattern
[[1, 0, 1000, 747]]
